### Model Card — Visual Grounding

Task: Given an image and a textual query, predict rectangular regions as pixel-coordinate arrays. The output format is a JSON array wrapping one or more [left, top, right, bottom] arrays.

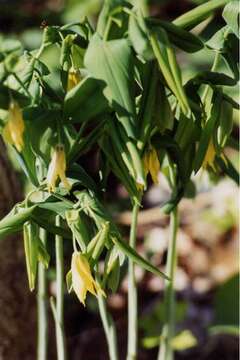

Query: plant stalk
[[55, 215, 67, 360], [158, 208, 179, 360], [127, 201, 141, 360], [98, 295, 118, 360], [37, 227, 48, 360]]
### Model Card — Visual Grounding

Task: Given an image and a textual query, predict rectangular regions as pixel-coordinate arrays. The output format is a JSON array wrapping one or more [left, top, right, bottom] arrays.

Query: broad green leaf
[[223, 1, 240, 38], [67, 163, 99, 193], [206, 25, 230, 50], [64, 76, 109, 123], [0, 205, 36, 240], [84, 33, 137, 139], [128, 11, 153, 60]]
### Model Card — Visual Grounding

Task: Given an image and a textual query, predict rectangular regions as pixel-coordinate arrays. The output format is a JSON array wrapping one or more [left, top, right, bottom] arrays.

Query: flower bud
[[46, 144, 71, 192], [67, 67, 81, 91]]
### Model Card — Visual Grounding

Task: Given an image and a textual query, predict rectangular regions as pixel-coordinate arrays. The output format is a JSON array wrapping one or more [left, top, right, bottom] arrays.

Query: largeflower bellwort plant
[[0, 0, 238, 359]]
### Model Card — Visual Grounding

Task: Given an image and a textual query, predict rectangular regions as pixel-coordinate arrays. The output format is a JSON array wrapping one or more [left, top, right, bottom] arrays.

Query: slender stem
[[98, 295, 118, 360], [127, 201, 141, 360], [55, 215, 67, 360], [37, 228, 48, 360], [158, 208, 179, 360]]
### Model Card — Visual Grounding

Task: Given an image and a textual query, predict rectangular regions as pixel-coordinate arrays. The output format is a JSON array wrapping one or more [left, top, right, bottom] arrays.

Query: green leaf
[[0, 205, 36, 240], [190, 71, 237, 86], [64, 76, 109, 123], [149, 29, 190, 115], [0, 85, 30, 110], [84, 34, 137, 139], [107, 257, 120, 293], [112, 236, 169, 280], [194, 92, 222, 172], [128, 11, 153, 60], [223, 1, 240, 38], [97, 0, 128, 40], [148, 18, 203, 53], [215, 156, 239, 184], [173, 0, 231, 29], [37, 240, 50, 268], [217, 100, 233, 148], [65, 209, 91, 251], [23, 221, 39, 291]]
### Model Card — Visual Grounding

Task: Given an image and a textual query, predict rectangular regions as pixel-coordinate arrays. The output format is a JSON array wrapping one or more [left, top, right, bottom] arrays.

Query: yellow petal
[[149, 148, 160, 184], [3, 101, 25, 151], [2, 123, 14, 145], [46, 144, 70, 192], [71, 252, 104, 305], [67, 68, 81, 91], [202, 140, 216, 169]]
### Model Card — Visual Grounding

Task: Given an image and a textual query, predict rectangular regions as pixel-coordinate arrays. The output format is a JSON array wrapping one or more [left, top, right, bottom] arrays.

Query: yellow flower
[[202, 139, 216, 169], [46, 144, 71, 192], [71, 252, 105, 306], [67, 67, 81, 91], [143, 147, 160, 184], [2, 101, 25, 151]]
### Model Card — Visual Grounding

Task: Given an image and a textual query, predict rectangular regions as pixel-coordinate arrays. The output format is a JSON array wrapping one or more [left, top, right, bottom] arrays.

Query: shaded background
[[0, 1, 239, 359]]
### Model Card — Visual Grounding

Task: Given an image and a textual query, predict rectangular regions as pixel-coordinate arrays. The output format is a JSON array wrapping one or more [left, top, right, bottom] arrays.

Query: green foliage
[[0, 0, 238, 358]]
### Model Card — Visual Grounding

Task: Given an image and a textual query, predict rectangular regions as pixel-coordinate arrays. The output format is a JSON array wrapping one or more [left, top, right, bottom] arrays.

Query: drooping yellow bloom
[[2, 101, 25, 151], [67, 67, 81, 91], [143, 147, 160, 184], [71, 252, 105, 305], [202, 139, 216, 169], [46, 144, 71, 192]]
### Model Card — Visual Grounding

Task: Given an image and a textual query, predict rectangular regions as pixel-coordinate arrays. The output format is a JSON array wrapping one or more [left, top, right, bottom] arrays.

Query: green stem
[[127, 201, 141, 360], [37, 228, 48, 360], [98, 295, 118, 360], [55, 215, 67, 360], [158, 208, 178, 360]]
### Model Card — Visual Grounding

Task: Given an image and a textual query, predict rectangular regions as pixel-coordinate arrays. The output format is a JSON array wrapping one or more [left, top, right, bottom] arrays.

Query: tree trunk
[[0, 140, 36, 359]]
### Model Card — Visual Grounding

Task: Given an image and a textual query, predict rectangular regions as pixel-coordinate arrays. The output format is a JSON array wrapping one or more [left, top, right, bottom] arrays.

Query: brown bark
[[0, 139, 36, 359]]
